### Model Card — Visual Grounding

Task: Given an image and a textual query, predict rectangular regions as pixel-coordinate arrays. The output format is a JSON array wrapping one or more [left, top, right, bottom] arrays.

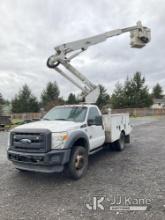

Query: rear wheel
[[65, 146, 88, 180], [115, 132, 125, 151]]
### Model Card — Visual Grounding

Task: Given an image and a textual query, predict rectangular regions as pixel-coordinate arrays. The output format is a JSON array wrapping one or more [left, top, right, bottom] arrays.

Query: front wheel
[[115, 132, 125, 151], [65, 146, 88, 180]]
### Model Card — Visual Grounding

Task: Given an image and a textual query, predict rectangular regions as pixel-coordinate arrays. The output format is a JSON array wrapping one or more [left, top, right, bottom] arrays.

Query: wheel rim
[[75, 152, 85, 170]]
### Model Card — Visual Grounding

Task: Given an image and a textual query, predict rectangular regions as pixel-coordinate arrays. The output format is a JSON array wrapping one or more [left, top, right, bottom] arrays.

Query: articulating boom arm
[[47, 21, 151, 103]]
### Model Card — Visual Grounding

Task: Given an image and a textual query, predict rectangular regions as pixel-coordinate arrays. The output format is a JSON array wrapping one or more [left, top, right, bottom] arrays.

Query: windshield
[[43, 106, 87, 122]]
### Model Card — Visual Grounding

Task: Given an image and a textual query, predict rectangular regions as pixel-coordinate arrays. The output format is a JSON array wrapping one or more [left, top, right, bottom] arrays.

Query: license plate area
[[9, 153, 44, 164]]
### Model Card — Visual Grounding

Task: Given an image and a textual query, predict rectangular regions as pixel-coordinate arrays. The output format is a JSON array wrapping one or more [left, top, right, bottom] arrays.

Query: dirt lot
[[0, 117, 165, 220]]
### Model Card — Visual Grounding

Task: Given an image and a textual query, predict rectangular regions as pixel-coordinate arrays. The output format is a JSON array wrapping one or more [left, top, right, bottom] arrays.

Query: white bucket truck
[[7, 21, 151, 179]]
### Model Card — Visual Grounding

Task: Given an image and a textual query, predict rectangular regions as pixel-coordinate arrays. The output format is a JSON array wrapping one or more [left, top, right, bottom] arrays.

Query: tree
[[41, 81, 60, 110], [11, 85, 39, 113], [111, 72, 153, 108], [0, 93, 4, 115], [67, 93, 78, 104], [111, 83, 125, 108], [96, 85, 110, 109], [152, 83, 163, 99]]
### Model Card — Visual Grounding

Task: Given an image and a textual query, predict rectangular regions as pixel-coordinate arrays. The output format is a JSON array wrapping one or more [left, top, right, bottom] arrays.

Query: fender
[[64, 130, 90, 151]]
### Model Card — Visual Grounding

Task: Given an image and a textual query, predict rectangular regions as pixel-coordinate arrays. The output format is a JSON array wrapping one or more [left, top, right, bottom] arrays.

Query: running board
[[89, 146, 104, 155]]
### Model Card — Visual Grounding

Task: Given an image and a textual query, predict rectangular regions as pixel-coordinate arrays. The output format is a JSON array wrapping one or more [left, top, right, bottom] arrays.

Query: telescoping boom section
[[47, 21, 151, 103]]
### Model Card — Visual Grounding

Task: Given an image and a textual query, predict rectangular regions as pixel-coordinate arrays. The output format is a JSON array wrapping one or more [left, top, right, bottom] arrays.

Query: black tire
[[65, 146, 88, 180], [115, 132, 125, 151]]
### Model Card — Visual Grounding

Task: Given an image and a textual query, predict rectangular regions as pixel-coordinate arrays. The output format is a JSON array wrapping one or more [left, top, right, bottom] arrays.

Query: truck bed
[[103, 113, 132, 143]]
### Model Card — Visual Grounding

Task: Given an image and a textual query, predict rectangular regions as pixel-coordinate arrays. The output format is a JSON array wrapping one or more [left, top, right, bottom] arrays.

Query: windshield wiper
[[55, 118, 67, 121]]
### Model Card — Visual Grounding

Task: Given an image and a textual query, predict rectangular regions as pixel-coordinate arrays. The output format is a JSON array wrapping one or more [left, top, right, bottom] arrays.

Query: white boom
[[47, 21, 151, 103]]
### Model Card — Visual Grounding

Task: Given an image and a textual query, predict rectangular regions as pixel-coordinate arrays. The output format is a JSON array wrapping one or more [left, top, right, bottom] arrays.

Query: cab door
[[86, 107, 105, 150]]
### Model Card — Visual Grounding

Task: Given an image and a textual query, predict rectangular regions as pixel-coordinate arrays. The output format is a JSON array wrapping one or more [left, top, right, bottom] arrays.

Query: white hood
[[14, 120, 83, 132]]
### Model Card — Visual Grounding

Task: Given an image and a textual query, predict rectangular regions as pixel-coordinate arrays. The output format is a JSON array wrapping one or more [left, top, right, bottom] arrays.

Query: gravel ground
[[0, 117, 165, 220]]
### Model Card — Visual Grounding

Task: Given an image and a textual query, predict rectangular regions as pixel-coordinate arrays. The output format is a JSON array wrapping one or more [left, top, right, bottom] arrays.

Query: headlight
[[51, 132, 69, 149]]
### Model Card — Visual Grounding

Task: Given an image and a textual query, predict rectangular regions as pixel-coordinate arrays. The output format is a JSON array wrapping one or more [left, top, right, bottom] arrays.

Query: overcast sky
[[0, 0, 165, 100]]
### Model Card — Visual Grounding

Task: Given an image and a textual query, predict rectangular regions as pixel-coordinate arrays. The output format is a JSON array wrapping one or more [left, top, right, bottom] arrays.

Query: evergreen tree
[[41, 81, 62, 110], [152, 83, 163, 99], [111, 72, 153, 108], [111, 83, 125, 108], [96, 85, 110, 109], [67, 93, 78, 104], [11, 85, 39, 113], [0, 93, 4, 115]]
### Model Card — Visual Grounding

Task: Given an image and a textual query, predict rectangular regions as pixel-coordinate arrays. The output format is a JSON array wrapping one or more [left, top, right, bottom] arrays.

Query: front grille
[[10, 129, 51, 153]]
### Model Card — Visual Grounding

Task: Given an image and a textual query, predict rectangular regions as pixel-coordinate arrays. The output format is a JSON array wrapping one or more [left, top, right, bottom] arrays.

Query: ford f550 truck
[[7, 21, 150, 179], [8, 105, 131, 179]]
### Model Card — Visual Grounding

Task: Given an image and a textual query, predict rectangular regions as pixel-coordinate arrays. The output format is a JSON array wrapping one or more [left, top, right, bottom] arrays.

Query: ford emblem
[[20, 138, 31, 144]]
